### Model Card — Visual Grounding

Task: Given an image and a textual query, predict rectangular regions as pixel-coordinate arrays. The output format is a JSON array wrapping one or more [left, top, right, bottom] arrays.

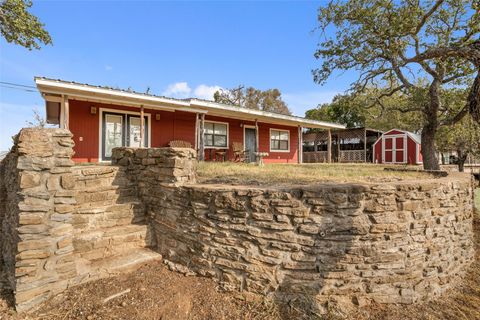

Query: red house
[[35, 78, 344, 163], [373, 129, 423, 165]]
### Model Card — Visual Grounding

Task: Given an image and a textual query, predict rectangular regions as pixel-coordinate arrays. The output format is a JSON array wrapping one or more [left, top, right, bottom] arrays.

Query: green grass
[[197, 162, 432, 186]]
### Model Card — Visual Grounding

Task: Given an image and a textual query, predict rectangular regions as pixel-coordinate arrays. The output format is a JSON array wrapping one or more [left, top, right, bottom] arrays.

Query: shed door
[[395, 136, 405, 163], [384, 137, 393, 162], [383, 135, 405, 163]]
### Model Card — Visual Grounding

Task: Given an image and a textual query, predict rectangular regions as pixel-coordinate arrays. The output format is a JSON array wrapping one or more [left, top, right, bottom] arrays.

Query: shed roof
[[35, 77, 345, 130]]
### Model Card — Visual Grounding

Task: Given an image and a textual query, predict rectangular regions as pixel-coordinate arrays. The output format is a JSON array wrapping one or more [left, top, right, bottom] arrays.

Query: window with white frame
[[205, 122, 228, 148], [270, 129, 289, 151]]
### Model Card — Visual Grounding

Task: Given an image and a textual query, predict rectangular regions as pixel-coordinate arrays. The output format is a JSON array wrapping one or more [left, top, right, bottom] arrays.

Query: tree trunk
[[421, 127, 440, 170], [422, 80, 441, 171], [457, 149, 468, 173]]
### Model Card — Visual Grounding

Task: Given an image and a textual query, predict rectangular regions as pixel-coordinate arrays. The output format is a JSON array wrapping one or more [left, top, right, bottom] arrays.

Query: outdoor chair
[[168, 140, 192, 148], [232, 142, 247, 162]]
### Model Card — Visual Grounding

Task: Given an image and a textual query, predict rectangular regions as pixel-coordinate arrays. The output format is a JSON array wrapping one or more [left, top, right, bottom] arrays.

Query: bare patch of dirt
[[0, 261, 284, 320]]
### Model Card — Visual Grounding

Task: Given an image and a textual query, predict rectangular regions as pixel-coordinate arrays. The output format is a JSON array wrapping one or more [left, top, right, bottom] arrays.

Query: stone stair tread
[[92, 248, 162, 274], [75, 224, 149, 240]]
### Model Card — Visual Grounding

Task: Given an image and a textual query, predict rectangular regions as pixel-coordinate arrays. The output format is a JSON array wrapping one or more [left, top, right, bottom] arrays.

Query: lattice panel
[[339, 150, 365, 162]]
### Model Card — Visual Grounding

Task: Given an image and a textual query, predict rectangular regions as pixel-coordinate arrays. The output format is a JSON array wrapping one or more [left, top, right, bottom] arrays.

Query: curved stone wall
[[0, 131, 475, 312], [148, 180, 474, 307]]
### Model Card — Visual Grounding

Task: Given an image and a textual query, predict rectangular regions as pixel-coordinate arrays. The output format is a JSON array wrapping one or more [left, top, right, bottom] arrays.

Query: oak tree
[[214, 86, 292, 115], [313, 0, 480, 170], [0, 0, 52, 50]]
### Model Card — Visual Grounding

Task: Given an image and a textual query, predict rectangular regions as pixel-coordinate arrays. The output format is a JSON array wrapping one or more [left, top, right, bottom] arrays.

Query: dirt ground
[[1, 207, 479, 320]]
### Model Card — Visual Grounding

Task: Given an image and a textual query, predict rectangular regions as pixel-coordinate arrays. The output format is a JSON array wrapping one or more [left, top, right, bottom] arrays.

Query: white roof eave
[[35, 78, 346, 130], [190, 99, 345, 130]]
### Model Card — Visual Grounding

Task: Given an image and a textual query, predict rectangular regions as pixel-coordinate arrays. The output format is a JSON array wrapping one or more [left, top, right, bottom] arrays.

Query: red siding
[[407, 136, 417, 165], [68, 100, 196, 162], [68, 100, 299, 164], [200, 115, 299, 163], [374, 141, 382, 163]]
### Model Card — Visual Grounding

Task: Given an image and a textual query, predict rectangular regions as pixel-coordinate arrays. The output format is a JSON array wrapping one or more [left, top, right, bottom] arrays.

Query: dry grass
[[197, 162, 432, 186]]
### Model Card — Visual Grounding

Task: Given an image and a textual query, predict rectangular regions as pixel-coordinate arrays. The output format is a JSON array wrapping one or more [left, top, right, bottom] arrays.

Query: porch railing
[[303, 150, 366, 163], [339, 150, 366, 162]]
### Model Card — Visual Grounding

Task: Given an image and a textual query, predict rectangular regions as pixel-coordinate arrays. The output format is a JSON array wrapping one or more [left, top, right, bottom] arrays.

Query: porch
[[303, 128, 383, 163]]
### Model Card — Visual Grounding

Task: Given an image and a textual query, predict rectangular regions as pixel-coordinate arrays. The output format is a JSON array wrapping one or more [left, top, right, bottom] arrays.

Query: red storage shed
[[373, 129, 423, 165]]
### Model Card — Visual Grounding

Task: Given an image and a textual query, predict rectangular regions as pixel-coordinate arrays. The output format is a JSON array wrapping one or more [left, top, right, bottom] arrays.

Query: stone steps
[[73, 224, 154, 261], [73, 202, 146, 230], [75, 247, 162, 282]]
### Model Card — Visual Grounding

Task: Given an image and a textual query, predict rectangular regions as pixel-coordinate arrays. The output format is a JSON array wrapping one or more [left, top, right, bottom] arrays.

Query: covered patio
[[303, 127, 383, 163]]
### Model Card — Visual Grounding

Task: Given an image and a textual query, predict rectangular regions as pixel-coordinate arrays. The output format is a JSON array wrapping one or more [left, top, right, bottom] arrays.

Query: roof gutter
[[190, 99, 345, 130]]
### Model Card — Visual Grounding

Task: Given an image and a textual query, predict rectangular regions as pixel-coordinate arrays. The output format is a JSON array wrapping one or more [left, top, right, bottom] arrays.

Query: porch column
[[298, 126, 303, 164], [61, 95, 70, 130], [194, 113, 199, 150], [140, 105, 144, 147], [363, 128, 367, 162], [199, 114, 205, 161], [255, 119, 259, 152], [327, 129, 332, 163]]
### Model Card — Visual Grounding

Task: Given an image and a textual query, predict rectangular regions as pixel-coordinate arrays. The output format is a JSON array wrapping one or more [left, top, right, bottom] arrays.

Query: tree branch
[[415, 0, 445, 35]]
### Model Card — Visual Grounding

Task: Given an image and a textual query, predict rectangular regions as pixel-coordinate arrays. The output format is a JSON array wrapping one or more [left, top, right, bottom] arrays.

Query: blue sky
[[0, 0, 356, 151]]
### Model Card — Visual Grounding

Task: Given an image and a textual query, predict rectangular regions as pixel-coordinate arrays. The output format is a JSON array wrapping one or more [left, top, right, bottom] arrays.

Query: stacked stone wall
[[0, 128, 476, 312], [113, 148, 475, 308], [0, 130, 158, 311]]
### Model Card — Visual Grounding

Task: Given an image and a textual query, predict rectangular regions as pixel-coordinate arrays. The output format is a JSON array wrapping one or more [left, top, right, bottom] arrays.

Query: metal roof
[[34, 77, 345, 130]]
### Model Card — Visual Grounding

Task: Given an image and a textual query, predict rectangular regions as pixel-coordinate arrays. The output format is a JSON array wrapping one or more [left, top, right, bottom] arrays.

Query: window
[[270, 129, 289, 152], [205, 122, 228, 148]]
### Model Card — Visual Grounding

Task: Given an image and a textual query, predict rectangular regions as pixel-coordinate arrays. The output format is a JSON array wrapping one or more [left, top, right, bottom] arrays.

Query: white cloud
[[162, 82, 222, 100], [193, 84, 222, 100], [283, 91, 339, 116], [162, 82, 192, 98], [105, 65, 113, 71]]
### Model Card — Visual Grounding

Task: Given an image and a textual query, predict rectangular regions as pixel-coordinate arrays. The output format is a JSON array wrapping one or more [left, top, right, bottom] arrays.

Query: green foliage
[[313, 0, 480, 169], [305, 90, 422, 132], [0, 0, 52, 50], [214, 86, 291, 115]]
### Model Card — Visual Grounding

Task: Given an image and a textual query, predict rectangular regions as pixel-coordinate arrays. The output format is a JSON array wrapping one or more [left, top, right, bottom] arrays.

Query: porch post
[[140, 105, 144, 147], [194, 113, 199, 150], [363, 128, 367, 162], [199, 114, 205, 161], [298, 126, 303, 164], [327, 129, 332, 163], [63, 95, 70, 130], [255, 119, 259, 152]]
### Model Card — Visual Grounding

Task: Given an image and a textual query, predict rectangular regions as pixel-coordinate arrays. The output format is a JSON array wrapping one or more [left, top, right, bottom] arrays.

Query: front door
[[244, 128, 257, 162], [102, 112, 148, 160]]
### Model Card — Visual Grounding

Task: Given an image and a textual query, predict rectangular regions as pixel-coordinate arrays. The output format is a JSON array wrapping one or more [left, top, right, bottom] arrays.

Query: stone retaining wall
[[0, 128, 476, 312], [113, 147, 475, 308], [150, 182, 474, 307]]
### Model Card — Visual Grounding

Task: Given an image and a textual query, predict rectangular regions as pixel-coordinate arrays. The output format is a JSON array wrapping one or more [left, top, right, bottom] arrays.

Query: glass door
[[103, 113, 124, 160], [127, 116, 148, 148]]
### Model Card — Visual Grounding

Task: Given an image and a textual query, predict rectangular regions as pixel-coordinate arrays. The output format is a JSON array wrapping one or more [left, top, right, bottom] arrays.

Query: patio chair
[[168, 140, 192, 148], [232, 142, 247, 162]]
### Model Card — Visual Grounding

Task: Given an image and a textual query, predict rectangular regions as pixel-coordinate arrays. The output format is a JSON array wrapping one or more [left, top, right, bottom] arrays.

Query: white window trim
[[98, 107, 152, 162], [204, 120, 229, 149], [269, 128, 290, 153]]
